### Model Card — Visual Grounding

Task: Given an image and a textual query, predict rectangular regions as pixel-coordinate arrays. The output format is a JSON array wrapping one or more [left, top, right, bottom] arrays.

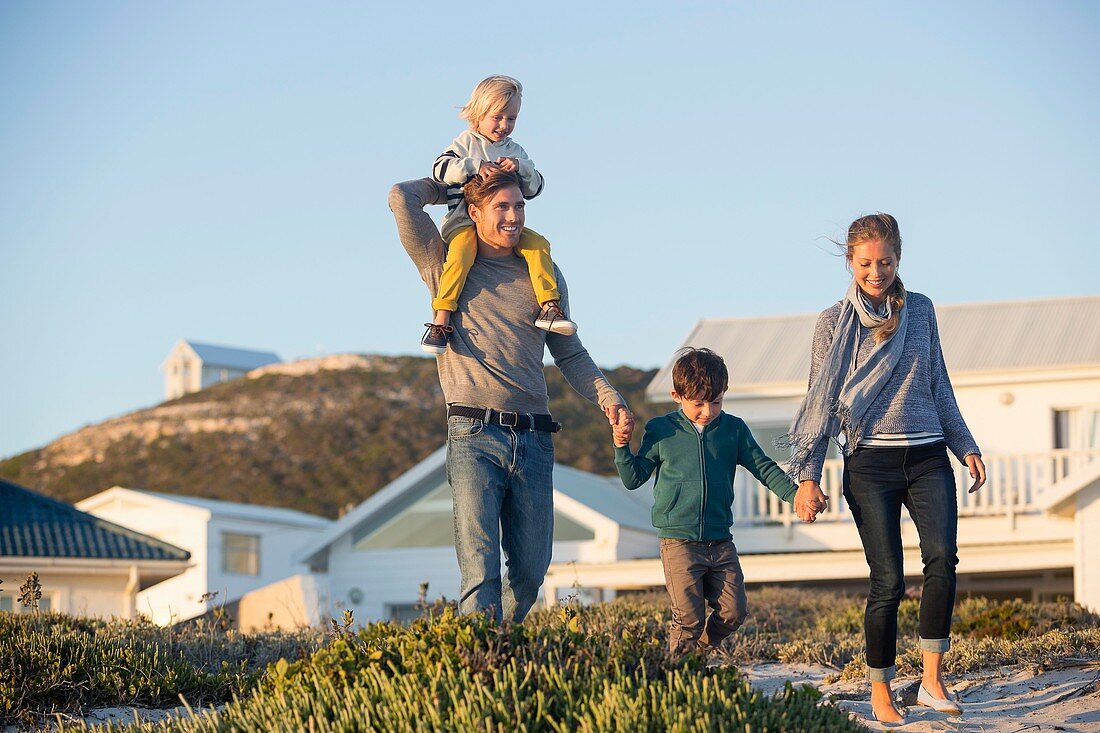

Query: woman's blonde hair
[[460, 75, 523, 127], [844, 213, 906, 343]]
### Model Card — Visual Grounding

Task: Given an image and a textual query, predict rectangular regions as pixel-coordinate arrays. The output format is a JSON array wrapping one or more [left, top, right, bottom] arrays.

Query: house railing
[[734, 448, 1100, 526]]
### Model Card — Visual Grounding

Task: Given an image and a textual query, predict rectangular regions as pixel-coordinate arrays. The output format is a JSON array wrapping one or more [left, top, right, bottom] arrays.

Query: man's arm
[[387, 178, 448, 295], [544, 270, 626, 411]]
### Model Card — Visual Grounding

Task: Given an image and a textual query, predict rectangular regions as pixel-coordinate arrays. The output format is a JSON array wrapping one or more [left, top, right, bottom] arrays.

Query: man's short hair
[[671, 347, 728, 401], [464, 170, 521, 209]]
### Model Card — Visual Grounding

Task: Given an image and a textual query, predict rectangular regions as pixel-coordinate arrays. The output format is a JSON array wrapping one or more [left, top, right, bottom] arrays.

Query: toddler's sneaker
[[420, 323, 454, 355], [535, 301, 577, 336]]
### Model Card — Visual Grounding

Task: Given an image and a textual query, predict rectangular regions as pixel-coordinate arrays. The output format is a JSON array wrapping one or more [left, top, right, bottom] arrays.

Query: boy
[[613, 348, 802, 655]]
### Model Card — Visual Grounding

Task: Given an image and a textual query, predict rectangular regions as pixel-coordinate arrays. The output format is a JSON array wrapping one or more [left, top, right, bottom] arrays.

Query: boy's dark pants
[[660, 538, 748, 654]]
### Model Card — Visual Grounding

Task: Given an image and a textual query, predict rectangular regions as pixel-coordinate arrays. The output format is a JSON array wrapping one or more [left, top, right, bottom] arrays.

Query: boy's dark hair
[[671, 347, 728, 401]]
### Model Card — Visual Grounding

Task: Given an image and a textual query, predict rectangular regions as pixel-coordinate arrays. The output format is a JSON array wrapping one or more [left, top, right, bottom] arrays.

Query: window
[[1053, 407, 1100, 451], [0, 591, 56, 613], [386, 603, 422, 625], [222, 532, 261, 575]]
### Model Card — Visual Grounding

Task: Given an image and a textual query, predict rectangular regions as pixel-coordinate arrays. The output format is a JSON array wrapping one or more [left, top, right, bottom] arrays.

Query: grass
[[2, 588, 1097, 732]]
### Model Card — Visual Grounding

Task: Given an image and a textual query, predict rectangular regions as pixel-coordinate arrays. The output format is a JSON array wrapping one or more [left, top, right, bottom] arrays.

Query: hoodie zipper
[[696, 422, 707, 539]]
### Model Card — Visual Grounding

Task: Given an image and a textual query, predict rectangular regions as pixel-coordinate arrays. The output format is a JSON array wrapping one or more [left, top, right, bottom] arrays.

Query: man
[[389, 171, 632, 622]]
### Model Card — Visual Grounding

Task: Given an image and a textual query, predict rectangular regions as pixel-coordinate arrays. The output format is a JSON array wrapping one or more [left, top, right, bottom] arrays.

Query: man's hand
[[478, 161, 501, 178], [794, 480, 828, 523], [966, 454, 987, 493], [496, 157, 519, 172]]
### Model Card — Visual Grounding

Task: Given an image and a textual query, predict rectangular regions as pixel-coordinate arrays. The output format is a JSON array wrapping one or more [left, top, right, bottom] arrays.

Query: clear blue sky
[[2, 1, 1098, 460]]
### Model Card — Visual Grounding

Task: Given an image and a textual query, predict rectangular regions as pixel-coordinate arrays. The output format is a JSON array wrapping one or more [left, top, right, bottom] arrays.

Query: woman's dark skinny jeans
[[843, 441, 958, 681]]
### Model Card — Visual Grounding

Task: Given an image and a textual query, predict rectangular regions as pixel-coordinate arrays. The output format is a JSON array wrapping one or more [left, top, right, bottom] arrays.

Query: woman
[[787, 213, 986, 724]]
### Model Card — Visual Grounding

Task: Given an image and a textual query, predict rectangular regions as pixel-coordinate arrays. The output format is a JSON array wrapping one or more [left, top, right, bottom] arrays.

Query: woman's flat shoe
[[916, 684, 962, 715], [871, 705, 906, 727]]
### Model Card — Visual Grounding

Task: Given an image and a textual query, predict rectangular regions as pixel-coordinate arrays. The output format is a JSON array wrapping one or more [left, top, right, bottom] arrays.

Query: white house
[[545, 295, 1100, 610], [0, 479, 190, 618], [77, 487, 331, 625], [296, 447, 658, 623], [163, 340, 281, 400]]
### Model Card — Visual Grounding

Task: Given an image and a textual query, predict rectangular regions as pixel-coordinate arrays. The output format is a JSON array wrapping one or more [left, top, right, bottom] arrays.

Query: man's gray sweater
[[390, 178, 623, 415], [801, 291, 980, 482]]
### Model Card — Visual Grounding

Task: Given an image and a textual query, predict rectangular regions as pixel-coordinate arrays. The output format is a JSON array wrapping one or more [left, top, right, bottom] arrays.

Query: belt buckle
[[498, 411, 520, 428]]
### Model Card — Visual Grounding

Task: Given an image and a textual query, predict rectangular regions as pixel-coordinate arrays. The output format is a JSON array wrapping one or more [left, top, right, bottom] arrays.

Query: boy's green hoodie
[[615, 410, 797, 540]]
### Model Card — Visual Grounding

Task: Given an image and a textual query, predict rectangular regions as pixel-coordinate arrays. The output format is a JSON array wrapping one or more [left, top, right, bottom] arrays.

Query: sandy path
[[743, 661, 1100, 731]]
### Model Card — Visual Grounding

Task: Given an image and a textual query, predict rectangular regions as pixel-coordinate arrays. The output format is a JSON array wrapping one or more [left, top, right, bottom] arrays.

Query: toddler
[[420, 75, 576, 354]]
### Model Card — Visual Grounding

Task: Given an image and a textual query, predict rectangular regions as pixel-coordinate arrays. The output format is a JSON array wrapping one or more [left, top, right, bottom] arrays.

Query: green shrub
[[70, 605, 860, 732], [0, 612, 320, 727]]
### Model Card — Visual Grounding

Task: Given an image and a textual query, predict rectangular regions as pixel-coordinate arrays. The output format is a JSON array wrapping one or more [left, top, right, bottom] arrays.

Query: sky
[[1, 1, 1098, 460]]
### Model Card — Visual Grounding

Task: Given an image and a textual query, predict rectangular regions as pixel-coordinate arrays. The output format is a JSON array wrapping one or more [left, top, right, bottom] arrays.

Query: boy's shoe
[[420, 323, 453, 355], [535, 301, 577, 336]]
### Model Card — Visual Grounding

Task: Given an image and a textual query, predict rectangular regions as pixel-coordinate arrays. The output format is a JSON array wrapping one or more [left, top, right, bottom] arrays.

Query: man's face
[[469, 185, 525, 254]]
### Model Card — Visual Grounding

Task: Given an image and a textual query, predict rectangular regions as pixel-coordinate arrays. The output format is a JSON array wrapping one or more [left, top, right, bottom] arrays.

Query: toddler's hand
[[496, 157, 519, 172], [477, 161, 500, 178]]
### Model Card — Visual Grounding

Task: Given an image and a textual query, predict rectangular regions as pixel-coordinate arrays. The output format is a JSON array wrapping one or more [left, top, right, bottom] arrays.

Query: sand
[[743, 661, 1100, 731]]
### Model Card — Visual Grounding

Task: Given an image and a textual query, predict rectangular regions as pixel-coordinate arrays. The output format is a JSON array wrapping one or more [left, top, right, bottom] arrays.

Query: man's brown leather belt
[[447, 405, 561, 433]]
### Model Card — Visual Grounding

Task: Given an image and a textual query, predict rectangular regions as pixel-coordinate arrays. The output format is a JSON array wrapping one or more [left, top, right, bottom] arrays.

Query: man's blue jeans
[[446, 414, 555, 622], [843, 441, 958, 682]]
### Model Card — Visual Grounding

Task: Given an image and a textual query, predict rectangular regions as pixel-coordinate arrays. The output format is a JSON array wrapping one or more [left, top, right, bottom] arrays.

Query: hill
[[0, 355, 660, 518]]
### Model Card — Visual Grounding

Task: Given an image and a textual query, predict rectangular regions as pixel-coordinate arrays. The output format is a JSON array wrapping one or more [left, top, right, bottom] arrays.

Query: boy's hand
[[606, 405, 634, 447], [496, 157, 519, 172], [478, 161, 501, 178]]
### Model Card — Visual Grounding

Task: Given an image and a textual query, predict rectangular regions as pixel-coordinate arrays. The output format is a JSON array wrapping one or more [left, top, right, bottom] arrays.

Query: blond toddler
[[420, 75, 576, 354]]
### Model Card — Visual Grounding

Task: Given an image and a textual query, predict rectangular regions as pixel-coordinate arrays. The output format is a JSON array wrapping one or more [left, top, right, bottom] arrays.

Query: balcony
[[734, 448, 1100, 526]]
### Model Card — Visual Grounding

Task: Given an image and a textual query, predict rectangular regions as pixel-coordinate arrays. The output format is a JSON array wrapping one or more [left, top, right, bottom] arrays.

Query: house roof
[[0, 479, 190, 561], [646, 295, 1100, 401], [176, 341, 281, 370], [78, 487, 332, 528], [296, 446, 654, 565]]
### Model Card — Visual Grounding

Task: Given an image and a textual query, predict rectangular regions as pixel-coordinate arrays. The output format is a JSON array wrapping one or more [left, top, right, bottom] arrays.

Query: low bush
[[70, 605, 860, 732], [0, 611, 320, 728], [6, 587, 1096, 731]]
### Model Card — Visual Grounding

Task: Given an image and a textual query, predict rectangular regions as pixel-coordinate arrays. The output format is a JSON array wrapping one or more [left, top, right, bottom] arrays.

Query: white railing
[[734, 448, 1100, 526]]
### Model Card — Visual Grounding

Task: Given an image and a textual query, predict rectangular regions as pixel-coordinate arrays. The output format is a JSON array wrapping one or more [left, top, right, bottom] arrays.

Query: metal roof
[[0, 479, 190, 561], [80, 488, 332, 528], [183, 341, 281, 370], [646, 295, 1100, 401]]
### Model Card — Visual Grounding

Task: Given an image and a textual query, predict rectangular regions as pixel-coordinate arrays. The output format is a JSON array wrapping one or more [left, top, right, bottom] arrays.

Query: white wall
[[322, 523, 654, 623], [1074, 480, 1100, 611], [952, 375, 1100, 454], [1, 569, 131, 618], [205, 516, 327, 610], [725, 373, 1100, 457], [85, 499, 209, 624], [326, 533, 460, 622]]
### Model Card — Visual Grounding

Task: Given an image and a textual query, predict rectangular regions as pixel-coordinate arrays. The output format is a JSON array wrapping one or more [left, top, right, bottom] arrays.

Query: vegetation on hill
[[0, 356, 661, 518], [3, 588, 1098, 731]]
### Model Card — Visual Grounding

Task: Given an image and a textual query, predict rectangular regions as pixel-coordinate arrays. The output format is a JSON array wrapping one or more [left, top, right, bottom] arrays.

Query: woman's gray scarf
[[780, 280, 908, 481]]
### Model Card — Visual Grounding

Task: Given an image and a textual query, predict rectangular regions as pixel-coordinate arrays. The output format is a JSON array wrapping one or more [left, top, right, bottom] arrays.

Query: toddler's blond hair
[[460, 75, 523, 127]]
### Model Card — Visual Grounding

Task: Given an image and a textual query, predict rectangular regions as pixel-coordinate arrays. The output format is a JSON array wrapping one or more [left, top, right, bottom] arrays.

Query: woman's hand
[[794, 480, 828, 522], [966, 453, 987, 493]]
